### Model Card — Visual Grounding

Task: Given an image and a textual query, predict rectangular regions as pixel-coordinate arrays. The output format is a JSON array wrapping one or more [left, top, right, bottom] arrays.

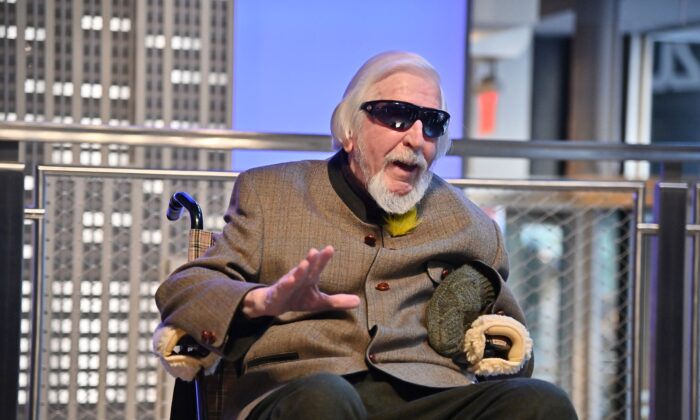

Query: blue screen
[[232, 0, 467, 177]]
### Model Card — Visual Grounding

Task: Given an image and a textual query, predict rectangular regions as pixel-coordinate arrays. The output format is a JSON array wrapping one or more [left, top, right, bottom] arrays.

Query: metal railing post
[[649, 182, 692, 420], [631, 187, 650, 420], [29, 166, 47, 420], [0, 163, 25, 420], [690, 185, 700, 420]]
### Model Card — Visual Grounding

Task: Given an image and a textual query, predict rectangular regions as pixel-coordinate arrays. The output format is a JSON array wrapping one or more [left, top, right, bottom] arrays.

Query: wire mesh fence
[[15, 167, 643, 420], [464, 187, 639, 420], [27, 172, 236, 420], [16, 142, 237, 420]]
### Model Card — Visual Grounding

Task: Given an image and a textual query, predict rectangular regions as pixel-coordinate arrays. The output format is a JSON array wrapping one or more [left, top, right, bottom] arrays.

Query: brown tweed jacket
[[155, 152, 531, 418]]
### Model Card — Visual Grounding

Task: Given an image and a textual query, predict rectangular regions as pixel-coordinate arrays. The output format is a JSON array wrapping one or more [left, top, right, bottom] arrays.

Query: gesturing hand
[[242, 246, 361, 318]]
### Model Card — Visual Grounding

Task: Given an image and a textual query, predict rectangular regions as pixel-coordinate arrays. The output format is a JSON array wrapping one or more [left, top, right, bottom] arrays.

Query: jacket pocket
[[246, 352, 300, 369], [425, 260, 455, 286]]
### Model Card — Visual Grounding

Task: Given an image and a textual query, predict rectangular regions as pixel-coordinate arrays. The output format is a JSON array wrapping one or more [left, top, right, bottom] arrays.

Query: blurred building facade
[[0, 0, 232, 129], [1, 1, 233, 418]]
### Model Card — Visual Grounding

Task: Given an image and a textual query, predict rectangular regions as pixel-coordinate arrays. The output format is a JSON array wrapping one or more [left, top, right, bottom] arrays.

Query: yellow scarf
[[384, 207, 419, 237]]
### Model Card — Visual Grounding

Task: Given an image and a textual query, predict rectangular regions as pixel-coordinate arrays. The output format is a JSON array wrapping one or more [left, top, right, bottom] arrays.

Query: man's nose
[[403, 120, 426, 150]]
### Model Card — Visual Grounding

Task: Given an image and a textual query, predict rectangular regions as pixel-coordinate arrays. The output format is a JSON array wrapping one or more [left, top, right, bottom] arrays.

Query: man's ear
[[343, 133, 355, 153]]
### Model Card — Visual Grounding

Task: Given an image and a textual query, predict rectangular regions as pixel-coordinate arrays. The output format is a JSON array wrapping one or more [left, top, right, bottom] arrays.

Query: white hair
[[330, 51, 451, 160]]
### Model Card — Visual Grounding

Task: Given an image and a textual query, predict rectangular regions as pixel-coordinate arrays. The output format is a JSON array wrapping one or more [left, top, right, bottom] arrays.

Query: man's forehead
[[367, 70, 442, 107], [370, 68, 438, 89]]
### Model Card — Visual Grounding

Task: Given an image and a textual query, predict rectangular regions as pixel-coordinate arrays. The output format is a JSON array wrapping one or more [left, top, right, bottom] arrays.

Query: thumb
[[321, 293, 360, 310]]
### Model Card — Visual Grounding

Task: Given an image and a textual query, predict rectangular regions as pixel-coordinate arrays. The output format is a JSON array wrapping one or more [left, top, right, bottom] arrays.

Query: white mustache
[[383, 148, 428, 171]]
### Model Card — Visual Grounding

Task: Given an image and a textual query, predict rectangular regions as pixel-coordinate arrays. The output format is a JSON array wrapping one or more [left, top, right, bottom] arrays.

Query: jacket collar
[[327, 151, 386, 225]]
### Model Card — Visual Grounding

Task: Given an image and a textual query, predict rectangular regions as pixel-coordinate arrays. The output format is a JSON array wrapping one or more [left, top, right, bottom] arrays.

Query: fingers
[[305, 246, 334, 282], [275, 246, 334, 294], [291, 246, 333, 287], [268, 246, 349, 316]]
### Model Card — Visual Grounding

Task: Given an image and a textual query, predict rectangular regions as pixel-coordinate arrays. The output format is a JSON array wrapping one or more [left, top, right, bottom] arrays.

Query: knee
[[282, 373, 366, 419], [505, 378, 578, 419]]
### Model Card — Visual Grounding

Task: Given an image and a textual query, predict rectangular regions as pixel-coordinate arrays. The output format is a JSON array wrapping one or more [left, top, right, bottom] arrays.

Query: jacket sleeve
[[155, 170, 268, 355]]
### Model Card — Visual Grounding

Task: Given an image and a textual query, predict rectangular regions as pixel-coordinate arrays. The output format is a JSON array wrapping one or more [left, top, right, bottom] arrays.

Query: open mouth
[[392, 160, 418, 173]]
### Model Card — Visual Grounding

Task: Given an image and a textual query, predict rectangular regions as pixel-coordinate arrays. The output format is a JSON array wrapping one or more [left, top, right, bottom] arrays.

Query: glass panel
[[649, 27, 700, 177]]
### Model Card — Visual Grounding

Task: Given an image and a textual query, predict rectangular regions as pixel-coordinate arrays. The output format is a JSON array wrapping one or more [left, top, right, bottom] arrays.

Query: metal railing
[[3, 123, 700, 419], [4, 121, 700, 162]]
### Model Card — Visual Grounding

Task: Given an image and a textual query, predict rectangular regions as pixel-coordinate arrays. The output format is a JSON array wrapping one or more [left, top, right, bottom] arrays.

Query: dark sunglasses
[[360, 100, 450, 138]]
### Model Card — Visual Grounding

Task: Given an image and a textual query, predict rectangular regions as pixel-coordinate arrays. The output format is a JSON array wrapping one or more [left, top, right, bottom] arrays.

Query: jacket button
[[375, 282, 390, 291], [368, 353, 377, 363], [441, 268, 451, 280], [364, 234, 376, 246], [200, 330, 216, 345]]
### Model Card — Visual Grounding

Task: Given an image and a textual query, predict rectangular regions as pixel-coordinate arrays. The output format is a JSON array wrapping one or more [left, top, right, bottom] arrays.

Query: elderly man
[[155, 51, 577, 419]]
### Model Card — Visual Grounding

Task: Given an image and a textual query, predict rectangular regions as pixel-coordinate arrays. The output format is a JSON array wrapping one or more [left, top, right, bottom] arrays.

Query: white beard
[[355, 144, 433, 214]]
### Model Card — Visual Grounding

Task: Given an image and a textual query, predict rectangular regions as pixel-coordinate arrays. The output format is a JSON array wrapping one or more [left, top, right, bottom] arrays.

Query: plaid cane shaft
[[188, 229, 215, 262], [186, 228, 224, 419]]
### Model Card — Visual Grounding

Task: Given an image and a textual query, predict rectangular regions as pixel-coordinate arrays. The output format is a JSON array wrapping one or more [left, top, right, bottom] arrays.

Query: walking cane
[[166, 192, 208, 420]]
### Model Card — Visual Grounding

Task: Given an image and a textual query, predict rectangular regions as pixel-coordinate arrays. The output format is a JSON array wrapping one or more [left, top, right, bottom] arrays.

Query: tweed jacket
[[155, 152, 531, 417]]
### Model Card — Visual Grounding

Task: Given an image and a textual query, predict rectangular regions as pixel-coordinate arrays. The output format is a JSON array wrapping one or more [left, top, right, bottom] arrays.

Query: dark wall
[[530, 35, 570, 176], [0, 142, 19, 161]]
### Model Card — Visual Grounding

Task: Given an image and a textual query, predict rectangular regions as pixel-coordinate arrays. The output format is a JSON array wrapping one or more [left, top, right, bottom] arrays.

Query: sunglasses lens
[[421, 111, 448, 137], [362, 101, 449, 138], [372, 103, 415, 131]]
